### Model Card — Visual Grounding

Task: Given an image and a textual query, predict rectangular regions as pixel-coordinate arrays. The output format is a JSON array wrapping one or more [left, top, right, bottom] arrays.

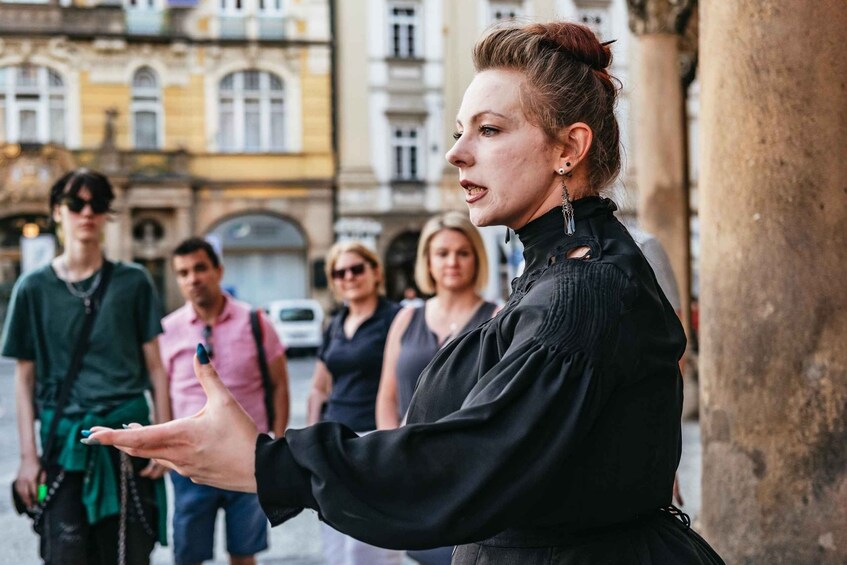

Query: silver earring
[[560, 170, 575, 236]]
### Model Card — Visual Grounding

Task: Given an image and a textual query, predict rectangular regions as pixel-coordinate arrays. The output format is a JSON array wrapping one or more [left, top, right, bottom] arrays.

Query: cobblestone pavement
[[0, 356, 702, 565]]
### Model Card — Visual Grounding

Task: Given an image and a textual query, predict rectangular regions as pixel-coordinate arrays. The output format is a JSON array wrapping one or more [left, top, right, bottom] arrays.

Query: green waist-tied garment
[[40, 394, 167, 545]]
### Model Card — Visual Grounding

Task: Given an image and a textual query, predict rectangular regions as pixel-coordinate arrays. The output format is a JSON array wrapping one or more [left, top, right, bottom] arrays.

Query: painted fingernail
[[197, 343, 210, 365], [81, 429, 92, 438], [80, 438, 101, 446]]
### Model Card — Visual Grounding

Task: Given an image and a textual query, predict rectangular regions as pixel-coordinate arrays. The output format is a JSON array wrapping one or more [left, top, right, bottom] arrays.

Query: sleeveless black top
[[395, 300, 497, 417]]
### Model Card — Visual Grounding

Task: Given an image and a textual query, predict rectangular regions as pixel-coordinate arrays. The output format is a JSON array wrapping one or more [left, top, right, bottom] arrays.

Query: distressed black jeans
[[39, 467, 156, 565]]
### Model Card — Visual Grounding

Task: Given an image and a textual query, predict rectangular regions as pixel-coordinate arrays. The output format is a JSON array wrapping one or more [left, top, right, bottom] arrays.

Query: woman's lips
[[463, 183, 488, 204]]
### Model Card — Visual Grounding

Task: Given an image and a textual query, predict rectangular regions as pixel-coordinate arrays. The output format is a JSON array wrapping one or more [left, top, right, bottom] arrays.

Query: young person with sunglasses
[[2, 168, 170, 564], [88, 21, 723, 564], [305, 241, 402, 565]]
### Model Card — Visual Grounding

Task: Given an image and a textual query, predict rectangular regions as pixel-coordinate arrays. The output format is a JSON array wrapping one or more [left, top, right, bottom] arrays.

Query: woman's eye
[[479, 126, 498, 136], [452, 131, 462, 140]]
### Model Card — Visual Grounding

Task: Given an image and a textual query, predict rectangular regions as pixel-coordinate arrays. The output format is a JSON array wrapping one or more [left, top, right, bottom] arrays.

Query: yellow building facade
[[0, 0, 334, 313]]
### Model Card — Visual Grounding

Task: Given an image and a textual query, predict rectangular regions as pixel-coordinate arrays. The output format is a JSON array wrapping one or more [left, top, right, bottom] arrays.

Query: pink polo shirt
[[159, 294, 285, 432]]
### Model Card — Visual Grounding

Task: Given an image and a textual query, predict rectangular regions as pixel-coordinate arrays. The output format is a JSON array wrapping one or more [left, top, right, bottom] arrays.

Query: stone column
[[627, 0, 695, 330], [699, 1, 847, 562]]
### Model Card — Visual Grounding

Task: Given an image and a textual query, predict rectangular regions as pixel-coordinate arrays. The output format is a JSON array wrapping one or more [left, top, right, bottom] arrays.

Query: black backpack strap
[[250, 309, 275, 430], [41, 259, 114, 468]]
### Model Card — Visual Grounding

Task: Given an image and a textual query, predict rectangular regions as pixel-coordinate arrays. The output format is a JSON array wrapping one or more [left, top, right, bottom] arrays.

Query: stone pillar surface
[[699, 1, 847, 562], [628, 0, 694, 331]]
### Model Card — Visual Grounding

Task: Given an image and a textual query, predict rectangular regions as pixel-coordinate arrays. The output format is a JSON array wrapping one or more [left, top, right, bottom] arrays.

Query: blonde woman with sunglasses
[[304, 241, 402, 565]]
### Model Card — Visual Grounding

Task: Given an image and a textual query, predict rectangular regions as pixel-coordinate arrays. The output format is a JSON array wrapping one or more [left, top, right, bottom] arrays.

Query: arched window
[[218, 70, 285, 152], [132, 66, 162, 149], [208, 214, 307, 304], [0, 65, 65, 145]]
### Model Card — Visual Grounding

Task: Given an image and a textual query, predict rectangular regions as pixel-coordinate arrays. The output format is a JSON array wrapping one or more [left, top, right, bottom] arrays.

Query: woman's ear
[[558, 122, 593, 169], [52, 204, 62, 225]]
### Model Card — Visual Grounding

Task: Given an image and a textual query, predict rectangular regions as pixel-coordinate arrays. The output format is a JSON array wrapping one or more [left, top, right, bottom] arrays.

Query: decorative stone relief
[[0, 144, 75, 205], [626, 0, 696, 35], [47, 37, 72, 61]]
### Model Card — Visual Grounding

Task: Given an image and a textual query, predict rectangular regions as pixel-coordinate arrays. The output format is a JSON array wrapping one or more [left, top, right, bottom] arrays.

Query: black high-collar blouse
[[254, 199, 722, 563]]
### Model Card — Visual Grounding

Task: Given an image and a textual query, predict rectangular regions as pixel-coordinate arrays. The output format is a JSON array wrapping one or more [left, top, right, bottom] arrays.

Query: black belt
[[477, 506, 691, 549]]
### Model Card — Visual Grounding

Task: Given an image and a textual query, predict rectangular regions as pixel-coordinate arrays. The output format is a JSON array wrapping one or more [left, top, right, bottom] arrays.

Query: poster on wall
[[21, 235, 56, 274]]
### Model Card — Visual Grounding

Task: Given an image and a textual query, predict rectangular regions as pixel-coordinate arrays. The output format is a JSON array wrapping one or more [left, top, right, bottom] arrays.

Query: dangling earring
[[559, 167, 575, 236]]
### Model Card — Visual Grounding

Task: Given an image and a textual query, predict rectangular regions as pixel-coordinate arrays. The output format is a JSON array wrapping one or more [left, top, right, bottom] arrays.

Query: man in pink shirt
[[159, 237, 289, 565]]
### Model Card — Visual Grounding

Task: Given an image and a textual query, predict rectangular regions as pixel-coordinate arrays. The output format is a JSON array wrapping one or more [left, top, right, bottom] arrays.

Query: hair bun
[[528, 22, 613, 72]]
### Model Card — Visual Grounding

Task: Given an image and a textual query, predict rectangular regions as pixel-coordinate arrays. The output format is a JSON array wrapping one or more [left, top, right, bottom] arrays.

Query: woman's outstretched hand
[[88, 348, 259, 492]]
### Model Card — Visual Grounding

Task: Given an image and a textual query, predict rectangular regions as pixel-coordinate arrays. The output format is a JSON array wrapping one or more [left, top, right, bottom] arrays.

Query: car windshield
[[279, 308, 315, 322]]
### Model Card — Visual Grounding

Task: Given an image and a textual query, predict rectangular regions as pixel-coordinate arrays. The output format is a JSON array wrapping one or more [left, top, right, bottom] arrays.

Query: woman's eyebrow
[[456, 110, 512, 127]]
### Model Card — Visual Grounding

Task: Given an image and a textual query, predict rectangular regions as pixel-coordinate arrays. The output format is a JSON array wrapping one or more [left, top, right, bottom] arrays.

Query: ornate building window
[[388, 3, 420, 59], [218, 70, 285, 153], [489, 1, 524, 23], [131, 66, 162, 150], [219, 0, 247, 37], [0, 65, 65, 145], [391, 124, 421, 180], [257, 0, 286, 39], [123, 0, 165, 34]]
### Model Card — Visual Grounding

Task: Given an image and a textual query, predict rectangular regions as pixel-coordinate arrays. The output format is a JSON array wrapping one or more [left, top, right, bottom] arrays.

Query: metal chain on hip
[[30, 469, 66, 531], [126, 460, 155, 539], [119, 452, 129, 565], [118, 452, 156, 565]]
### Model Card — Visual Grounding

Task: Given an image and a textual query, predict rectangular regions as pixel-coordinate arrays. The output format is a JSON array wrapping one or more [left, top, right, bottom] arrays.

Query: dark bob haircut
[[49, 168, 115, 211]]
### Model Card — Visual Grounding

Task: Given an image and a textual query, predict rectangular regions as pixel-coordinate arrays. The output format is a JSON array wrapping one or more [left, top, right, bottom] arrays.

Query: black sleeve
[[256, 262, 630, 550]]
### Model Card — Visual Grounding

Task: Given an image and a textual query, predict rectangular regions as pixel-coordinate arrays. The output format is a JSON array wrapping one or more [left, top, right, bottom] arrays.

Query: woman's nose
[[446, 137, 473, 168]]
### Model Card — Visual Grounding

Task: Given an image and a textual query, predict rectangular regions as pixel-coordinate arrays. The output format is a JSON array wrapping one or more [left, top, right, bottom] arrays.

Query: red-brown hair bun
[[526, 22, 613, 72]]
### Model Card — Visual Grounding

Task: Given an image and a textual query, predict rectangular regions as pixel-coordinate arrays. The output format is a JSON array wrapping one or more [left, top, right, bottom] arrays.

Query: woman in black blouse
[[90, 21, 723, 564]]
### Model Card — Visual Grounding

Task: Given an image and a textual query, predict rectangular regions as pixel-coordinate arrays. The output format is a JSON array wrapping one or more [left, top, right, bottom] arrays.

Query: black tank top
[[395, 300, 497, 417]]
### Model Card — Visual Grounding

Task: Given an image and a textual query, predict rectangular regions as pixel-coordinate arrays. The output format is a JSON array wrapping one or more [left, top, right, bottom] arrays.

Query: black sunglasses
[[61, 194, 110, 214], [331, 262, 367, 280], [201, 325, 214, 358]]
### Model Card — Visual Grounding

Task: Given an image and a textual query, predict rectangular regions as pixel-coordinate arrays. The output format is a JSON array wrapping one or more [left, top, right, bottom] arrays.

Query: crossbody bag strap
[[250, 309, 275, 430], [40, 260, 114, 467]]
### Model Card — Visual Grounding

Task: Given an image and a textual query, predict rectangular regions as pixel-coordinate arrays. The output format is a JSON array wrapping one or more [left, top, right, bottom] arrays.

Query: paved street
[[0, 356, 702, 564]]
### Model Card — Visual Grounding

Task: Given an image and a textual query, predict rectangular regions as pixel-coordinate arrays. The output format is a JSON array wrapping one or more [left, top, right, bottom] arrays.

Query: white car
[[266, 299, 325, 356]]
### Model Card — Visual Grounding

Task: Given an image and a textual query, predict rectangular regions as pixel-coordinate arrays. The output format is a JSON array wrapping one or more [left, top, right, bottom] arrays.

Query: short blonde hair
[[325, 241, 384, 297], [414, 211, 489, 295]]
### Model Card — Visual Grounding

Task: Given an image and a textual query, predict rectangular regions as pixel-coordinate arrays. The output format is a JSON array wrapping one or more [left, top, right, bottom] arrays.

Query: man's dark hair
[[173, 237, 221, 268], [49, 168, 115, 210]]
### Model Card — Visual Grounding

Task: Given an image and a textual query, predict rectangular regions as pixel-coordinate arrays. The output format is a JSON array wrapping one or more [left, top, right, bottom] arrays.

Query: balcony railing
[[257, 15, 285, 40], [0, 4, 190, 38], [219, 15, 287, 40]]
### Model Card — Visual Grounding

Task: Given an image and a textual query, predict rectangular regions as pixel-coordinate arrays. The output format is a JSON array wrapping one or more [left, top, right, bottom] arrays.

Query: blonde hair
[[325, 241, 384, 297], [414, 211, 489, 295]]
